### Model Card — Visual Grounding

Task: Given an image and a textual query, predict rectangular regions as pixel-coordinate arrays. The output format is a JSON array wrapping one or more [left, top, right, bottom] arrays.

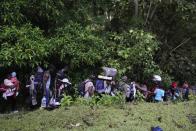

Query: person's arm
[[0, 87, 7, 92], [154, 89, 157, 94], [162, 91, 165, 97], [133, 84, 136, 97]]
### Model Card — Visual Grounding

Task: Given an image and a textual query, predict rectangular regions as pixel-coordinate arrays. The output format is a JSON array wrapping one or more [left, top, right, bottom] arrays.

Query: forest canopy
[[0, 0, 196, 84]]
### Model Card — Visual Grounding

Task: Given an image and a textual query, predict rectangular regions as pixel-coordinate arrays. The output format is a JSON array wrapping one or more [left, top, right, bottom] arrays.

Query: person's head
[[183, 81, 189, 88], [7, 74, 11, 79], [30, 75, 35, 81], [111, 80, 116, 85], [122, 76, 128, 82], [37, 66, 44, 73], [89, 75, 96, 80], [106, 80, 111, 85], [171, 82, 177, 88], [61, 78, 71, 87], [155, 81, 162, 88], [61, 65, 68, 72], [142, 80, 147, 85], [11, 72, 17, 77], [152, 75, 162, 85]]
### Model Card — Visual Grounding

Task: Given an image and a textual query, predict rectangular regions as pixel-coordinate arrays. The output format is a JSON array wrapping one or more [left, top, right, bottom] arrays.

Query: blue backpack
[[95, 79, 105, 93], [152, 126, 163, 131]]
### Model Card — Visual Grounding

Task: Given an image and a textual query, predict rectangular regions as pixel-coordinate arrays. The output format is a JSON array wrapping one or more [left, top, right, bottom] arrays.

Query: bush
[[135, 90, 145, 102], [60, 94, 73, 106], [0, 24, 49, 68], [73, 93, 125, 107]]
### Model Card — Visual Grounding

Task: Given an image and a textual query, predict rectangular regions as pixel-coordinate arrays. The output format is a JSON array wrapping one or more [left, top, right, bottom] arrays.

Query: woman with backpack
[[1, 77, 18, 113]]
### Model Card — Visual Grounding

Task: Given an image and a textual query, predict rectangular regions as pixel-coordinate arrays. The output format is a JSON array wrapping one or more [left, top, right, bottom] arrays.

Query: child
[[154, 84, 165, 102]]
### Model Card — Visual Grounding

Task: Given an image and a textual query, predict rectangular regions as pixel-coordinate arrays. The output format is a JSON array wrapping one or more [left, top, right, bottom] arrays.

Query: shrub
[[60, 94, 73, 106], [135, 90, 145, 102], [73, 93, 125, 107]]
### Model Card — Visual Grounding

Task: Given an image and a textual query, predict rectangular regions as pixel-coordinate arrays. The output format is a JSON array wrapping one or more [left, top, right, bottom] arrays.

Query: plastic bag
[[102, 67, 117, 77], [41, 96, 47, 108]]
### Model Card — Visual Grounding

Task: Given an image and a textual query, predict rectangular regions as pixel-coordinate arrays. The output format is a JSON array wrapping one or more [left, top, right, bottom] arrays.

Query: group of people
[[80, 73, 191, 103], [0, 66, 192, 113], [0, 66, 72, 113]]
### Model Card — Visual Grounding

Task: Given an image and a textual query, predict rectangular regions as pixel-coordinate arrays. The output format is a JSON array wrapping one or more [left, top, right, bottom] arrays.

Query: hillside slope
[[0, 101, 195, 131]]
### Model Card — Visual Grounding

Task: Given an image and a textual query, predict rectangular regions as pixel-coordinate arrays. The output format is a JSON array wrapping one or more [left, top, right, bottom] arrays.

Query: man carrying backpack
[[79, 76, 95, 98], [84, 80, 95, 98], [34, 66, 44, 106], [126, 81, 136, 102], [1, 77, 18, 113], [118, 76, 131, 101]]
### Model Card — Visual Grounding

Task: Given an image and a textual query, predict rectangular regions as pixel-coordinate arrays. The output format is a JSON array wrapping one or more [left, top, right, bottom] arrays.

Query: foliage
[[0, 0, 195, 84], [49, 22, 106, 68], [104, 29, 165, 81], [74, 96, 99, 107], [0, 25, 49, 68], [60, 94, 73, 106], [135, 90, 145, 102], [74, 93, 125, 107], [0, 0, 27, 25], [189, 93, 196, 101]]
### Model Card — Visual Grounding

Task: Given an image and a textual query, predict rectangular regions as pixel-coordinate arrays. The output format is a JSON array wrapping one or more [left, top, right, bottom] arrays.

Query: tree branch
[[145, 1, 152, 25], [170, 38, 191, 54]]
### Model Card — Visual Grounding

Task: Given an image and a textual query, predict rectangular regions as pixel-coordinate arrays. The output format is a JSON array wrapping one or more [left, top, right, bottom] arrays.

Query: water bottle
[[41, 96, 47, 108]]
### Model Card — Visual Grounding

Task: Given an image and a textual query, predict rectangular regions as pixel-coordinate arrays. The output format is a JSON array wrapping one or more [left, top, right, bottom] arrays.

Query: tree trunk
[[133, 0, 139, 17], [145, 1, 152, 25], [92, 0, 97, 16]]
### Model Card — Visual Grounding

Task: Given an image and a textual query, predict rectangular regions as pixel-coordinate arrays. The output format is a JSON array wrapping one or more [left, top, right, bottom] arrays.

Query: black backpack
[[78, 80, 91, 96]]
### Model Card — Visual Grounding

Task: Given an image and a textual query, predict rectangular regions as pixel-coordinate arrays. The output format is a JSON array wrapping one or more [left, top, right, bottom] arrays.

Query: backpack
[[152, 126, 163, 131], [78, 80, 91, 96], [126, 83, 136, 99], [95, 79, 105, 93]]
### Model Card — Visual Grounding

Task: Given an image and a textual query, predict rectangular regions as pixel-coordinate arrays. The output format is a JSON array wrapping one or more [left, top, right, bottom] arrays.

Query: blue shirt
[[154, 88, 165, 101]]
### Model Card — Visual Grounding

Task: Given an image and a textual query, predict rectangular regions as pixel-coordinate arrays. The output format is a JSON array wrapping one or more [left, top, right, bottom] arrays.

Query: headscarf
[[11, 72, 16, 77]]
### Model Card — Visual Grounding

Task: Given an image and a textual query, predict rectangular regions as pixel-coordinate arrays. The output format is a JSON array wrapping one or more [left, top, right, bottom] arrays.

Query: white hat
[[60, 78, 71, 84], [4, 79, 14, 87], [152, 75, 162, 82]]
